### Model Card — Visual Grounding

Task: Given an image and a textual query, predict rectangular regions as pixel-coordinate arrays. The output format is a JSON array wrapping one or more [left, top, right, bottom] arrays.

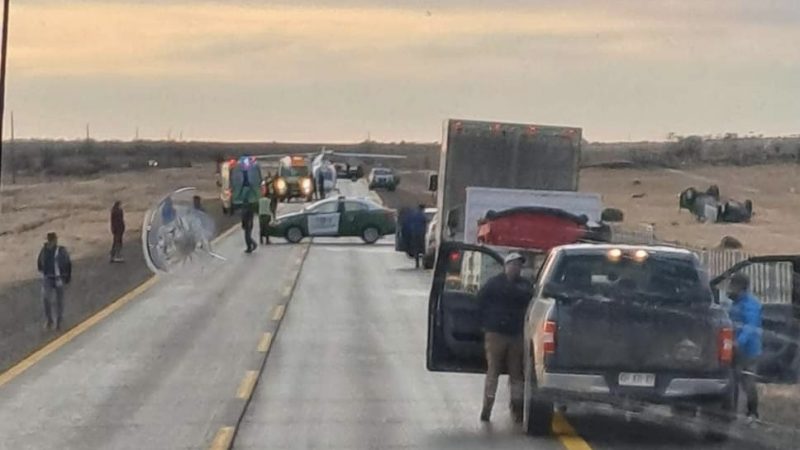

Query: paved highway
[[0, 181, 782, 449]]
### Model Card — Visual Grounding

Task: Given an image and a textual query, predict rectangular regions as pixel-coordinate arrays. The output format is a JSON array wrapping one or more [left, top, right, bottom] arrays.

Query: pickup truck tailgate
[[555, 300, 719, 372]]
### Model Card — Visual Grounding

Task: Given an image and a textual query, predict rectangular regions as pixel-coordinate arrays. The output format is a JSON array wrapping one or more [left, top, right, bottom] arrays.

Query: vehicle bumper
[[370, 180, 395, 188], [538, 371, 732, 401]]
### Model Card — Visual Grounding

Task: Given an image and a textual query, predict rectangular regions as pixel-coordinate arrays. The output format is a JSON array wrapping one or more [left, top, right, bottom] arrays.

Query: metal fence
[[697, 249, 793, 305]]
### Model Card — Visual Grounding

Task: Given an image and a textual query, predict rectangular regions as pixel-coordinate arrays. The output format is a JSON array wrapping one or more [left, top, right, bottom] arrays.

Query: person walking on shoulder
[[37, 232, 72, 331], [110, 201, 125, 263]]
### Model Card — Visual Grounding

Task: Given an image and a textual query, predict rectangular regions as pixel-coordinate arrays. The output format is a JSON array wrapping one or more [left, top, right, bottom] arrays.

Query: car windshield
[[548, 253, 712, 304], [281, 165, 309, 177], [4, 1, 799, 447]]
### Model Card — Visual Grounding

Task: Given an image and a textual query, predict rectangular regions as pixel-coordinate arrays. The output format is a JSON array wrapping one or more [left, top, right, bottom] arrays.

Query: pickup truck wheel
[[523, 351, 553, 436], [701, 389, 736, 442]]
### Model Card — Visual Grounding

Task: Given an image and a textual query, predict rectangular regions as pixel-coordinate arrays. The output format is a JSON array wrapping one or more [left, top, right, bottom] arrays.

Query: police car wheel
[[362, 226, 380, 244], [285, 226, 304, 244]]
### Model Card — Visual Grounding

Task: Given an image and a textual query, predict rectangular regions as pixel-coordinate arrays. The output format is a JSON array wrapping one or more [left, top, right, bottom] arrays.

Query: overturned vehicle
[[679, 185, 753, 223]]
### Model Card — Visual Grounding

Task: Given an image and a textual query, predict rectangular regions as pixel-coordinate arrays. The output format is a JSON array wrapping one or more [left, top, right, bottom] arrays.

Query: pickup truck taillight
[[543, 320, 557, 355], [718, 327, 733, 365]]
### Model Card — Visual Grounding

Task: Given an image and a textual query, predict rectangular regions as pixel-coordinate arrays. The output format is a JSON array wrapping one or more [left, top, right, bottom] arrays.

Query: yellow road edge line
[[235, 370, 259, 399], [256, 332, 273, 353], [552, 412, 593, 450], [211, 223, 239, 245], [209, 426, 235, 450], [271, 304, 286, 321], [0, 275, 160, 388]]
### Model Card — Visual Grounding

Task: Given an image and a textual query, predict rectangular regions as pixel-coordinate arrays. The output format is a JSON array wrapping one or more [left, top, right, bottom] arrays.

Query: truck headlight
[[301, 177, 313, 193], [275, 178, 287, 194]]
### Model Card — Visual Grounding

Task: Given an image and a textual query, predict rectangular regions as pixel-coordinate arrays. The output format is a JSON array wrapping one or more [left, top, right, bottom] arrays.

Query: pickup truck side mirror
[[428, 174, 439, 192]]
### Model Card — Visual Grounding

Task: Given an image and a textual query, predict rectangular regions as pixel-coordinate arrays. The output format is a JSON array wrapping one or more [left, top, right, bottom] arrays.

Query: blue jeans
[[41, 278, 65, 326]]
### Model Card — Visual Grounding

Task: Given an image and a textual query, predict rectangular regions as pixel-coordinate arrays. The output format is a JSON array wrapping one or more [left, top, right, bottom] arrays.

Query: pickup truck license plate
[[618, 372, 656, 387]]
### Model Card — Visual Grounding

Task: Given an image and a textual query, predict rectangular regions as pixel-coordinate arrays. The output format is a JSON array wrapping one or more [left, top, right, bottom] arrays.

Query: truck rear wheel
[[523, 347, 553, 436], [701, 389, 736, 442], [422, 253, 434, 269]]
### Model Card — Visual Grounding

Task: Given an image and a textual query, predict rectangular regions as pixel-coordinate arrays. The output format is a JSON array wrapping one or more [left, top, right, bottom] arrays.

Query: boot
[[480, 396, 495, 422], [510, 400, 524, 423]]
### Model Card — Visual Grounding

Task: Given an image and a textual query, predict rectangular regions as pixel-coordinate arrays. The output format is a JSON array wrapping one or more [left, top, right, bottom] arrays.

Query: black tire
[[701, 387, 736, 442], [523, 346, 553, 436], [285, 226, 304, 244], [422, 253, 434, 270], [362, 226, 380, 244]]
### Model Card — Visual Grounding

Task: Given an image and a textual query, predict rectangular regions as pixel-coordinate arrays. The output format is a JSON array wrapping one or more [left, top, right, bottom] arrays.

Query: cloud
[[11, 2, 798, 80], [5, 1, 800, 141]]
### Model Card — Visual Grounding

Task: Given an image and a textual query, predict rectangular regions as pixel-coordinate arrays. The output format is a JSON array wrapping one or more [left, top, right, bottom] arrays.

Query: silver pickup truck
[[523, 244, 736, 438], [427, 242, 800, 440]]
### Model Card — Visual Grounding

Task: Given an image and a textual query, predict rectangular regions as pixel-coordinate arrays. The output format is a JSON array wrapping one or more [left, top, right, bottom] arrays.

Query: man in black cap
[[37, 232, 72, 330], [477, 252, 533, 423]]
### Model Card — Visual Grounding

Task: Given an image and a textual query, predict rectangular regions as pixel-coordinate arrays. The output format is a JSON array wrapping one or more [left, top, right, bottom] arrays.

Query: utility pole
[[86, 122, 90, 140], [135, 126, 139, 141], [9, 110, 14, 184], [0, 0, 11, 185]]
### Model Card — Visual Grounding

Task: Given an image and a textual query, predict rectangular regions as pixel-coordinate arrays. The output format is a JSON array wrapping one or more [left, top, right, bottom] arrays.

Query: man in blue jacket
[[726, 273, 762, 419]]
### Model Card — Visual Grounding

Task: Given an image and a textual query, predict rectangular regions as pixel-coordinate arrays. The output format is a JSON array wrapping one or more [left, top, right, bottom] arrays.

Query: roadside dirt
[[387, 163, 800, 433], [581, 164, 800, 253], [383, 163, 800, 255], [0, 164, 222, 288]]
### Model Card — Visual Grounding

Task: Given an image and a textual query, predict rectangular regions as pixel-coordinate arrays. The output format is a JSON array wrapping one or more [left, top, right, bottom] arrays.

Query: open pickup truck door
[[711, 255, 800, 383], [426, 242, 505, 373]]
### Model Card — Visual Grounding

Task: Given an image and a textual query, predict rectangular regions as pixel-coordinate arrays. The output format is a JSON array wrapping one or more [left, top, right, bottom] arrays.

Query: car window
[[308, 201, 339, 214], [547, 253, 711, 303], [443, 248, 504, 294], [344, 201, 368, 212]]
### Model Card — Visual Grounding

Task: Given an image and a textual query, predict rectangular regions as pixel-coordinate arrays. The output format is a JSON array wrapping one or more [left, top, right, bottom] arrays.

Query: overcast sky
[[4, 1, 800, 142]]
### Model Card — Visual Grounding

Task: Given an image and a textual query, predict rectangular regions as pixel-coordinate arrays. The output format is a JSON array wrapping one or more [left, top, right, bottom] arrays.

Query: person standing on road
[[316, 169, 326, 200], [407, 204, 428, 268], [109, 201, 125, 263], [258, 193, 272, 245], [477, 252, 533, 423], [242, 202, 257, 253], [726, 273, 763, 420], [192, 195, 205, 213], [37, 232, 72, 331]]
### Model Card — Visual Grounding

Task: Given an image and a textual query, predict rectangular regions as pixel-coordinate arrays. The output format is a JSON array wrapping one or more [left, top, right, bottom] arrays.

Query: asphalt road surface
[[0, 181, 784, 449]]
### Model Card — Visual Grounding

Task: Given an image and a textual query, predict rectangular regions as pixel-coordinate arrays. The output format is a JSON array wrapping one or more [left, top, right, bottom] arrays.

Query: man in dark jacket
[[727, 273, 763, 420], [477, 252, 533, 423], [37, 232, 72, 330], [406, 205, 428, 268], [110, 201, 125, 263]]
